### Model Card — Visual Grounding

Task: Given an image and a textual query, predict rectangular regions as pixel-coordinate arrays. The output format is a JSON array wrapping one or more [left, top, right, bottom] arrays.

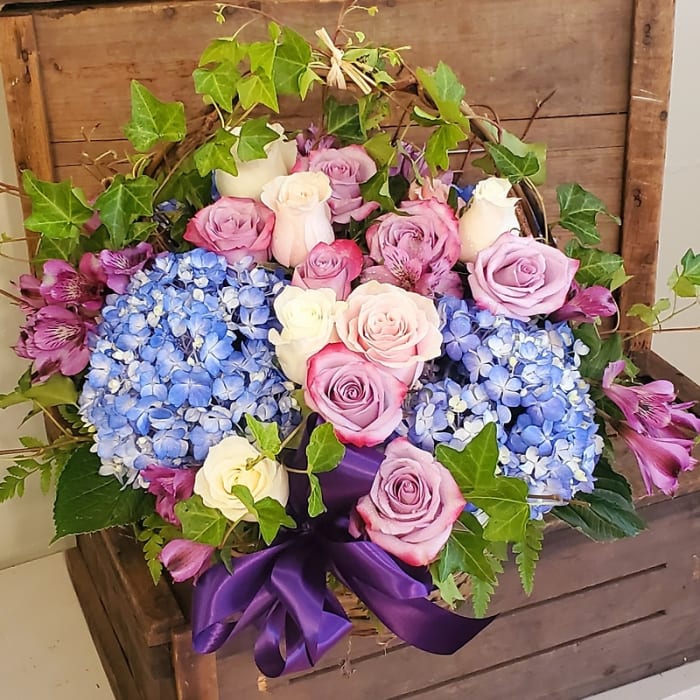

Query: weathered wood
[[618, 0, 675, 347], [171, 625, 219, 700]]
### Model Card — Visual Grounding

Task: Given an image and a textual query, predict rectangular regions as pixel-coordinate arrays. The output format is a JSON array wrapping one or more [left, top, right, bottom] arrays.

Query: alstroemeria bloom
[[602, 360, 677, 433], [142, 465, 196, 525], [15, 305, 95, 380], [551, 281, 617, 323], [159, 539, 215, 583], [98, 242, 154, 294], [39, 253, 106, 315]]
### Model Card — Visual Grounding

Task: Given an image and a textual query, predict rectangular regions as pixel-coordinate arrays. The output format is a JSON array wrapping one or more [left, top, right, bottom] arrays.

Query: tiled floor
[[1, 552, 699, 699]]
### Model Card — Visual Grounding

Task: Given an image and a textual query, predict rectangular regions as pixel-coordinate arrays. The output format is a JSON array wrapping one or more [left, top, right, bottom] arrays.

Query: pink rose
[[408, 177, 452, 204], [362, 198, 462, 296], [183, 197, 274, 265], [468, 233, 579, 321], [291, 240, 363, 300], [350, 437, 466, 566], [295, 145, 379, 224], [305, 343, 408, 447], [335, 281, 443, 386]]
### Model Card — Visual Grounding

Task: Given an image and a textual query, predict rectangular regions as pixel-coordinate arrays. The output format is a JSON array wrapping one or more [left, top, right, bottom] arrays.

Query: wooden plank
[[65, 546, 145, 700], [618, 0, 675, 348], [171, 625, 219, 700], [0, 12, 54, 256], [29, 0, 634, 142]]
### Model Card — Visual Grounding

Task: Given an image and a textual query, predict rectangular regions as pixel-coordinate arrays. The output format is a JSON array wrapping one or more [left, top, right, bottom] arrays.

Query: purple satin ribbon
[[191, 426, 495, 677]]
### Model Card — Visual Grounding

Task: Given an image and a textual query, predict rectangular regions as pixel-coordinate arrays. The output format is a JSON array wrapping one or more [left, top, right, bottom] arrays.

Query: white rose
[[458, 177, 521, 263], [214, 123, 298, 200], [268, 286, 345, 385], [261, 171, 335, 267], [193, 436, 289, 522]]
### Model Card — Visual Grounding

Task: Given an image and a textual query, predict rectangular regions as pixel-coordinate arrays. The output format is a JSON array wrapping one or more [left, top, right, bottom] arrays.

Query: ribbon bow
[[192, 432, 494, 677]]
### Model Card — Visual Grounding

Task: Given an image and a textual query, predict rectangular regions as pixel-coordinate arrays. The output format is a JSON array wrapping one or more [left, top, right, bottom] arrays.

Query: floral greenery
[[0, 2, 698, 631]]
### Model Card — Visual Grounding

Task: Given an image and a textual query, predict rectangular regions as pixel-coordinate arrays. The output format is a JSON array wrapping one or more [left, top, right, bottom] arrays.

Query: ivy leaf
[[34, 235, 77, 263], [237, 118, 279, 162], [123, 80, 186, 152], [308, 473, 326, 518], [358, 93, 390, 135], [474, 125, 547, 186], [237, 73, 279, 112], [364, 132, 397, 168], [230, 485, 295, 545], [272, 27, 312, 95], [53, 445, 154, 540], [359, 166, 396, 211], [245, 413, 281, 458], [573, 324, 623, 381], [512, 519, 544, 595], [299, 67, 323, 100], [424, 123, 466, 173], [437, 515, 495, 584], [680, 248, 700, 284], [174, 495, 228, 546], [248, 41, 277, 76], [193, 62, 241, 112], [627, 298, 671, 328], [483, 143, 539, 184], [557, 183, 621, 245], [199, 38, 247, 67], [0, 374, 78, 409], [94, 174, 157, 249], [324, 96, 363, 143], [565, 240, 625, 288], [415, 61, 469, 128], [436, 423, 499, 492], [305, 423, 345, 474], [23, 171, 92, 240], [429, 566, 464, 608], [193, 128, 238, 178]]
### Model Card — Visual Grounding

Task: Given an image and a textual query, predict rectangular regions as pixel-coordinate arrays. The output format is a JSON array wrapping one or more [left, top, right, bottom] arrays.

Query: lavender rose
[[296, 145, 379, 224], [305, 343, 408, 448], [98, 242, 154, 294], [291, 240, 363, 300], [349, 437, 466, 567], [363, 198, 462, 297], [468, 233, 579, 321], [183, 196, 274, 265]]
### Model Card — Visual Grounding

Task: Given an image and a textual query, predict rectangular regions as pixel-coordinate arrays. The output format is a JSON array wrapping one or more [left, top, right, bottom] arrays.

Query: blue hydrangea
[[79, 249, 300, 485], [399, 298, 602, 517]]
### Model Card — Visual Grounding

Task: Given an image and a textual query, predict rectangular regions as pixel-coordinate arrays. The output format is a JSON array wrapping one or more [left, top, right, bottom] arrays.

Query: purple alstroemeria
[[15, 274, 46, 311], [551, 281, 617, 323], [159, 539, 215, 583], [40, 253, 106, 315], [141, 465, 196, 525], [98, 242, 154, 294], [618, 425, 697, 495], [15, 305, 95, 380], [602, 360, 677, 433]]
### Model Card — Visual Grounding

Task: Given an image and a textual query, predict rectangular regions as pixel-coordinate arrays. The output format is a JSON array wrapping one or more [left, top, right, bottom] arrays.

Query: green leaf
[[429, 566, 464, 608], [193, 62, 241, 112], [364, 132, 397, 168], [299, 67, 323, 100], [474, 126, 547, 186], [357, 93, 390, 135], [230, 485, 295, 545], [470, 546, 506, 618], [324, 96, 363, 143], [436, 423, 499, 492], [308, 473, 326, 518], [438, 524, 495, 584], [193, 128, 238, 178], [565, 240, 625, 288], [272, 27, 312, 95], [483, 143, 539, 184], [34, 235, 78, 263], [199, 38, 247, 67], [359, 166, 396, 211], [53, 445, 154, 540], [237, 73, 279, 112], [123, 80, 186, 152], [0, 374, 78, 409], [248, 41, 277, 76], [512, 519, 544, 595], [627, 299, 671, 327], [306, 422, 345, 474], [245, 413, 281, 457], [573, 324, 623, 380], [23, 171, 92, 240], [415, 61, 469, 128], [557, 183, 621, 245], [237, 118, 279, 162], [424, 123, 466, 173], [174, 495, 228, 546], [94, 174, 157, 249], [680, 248, 700, 284]]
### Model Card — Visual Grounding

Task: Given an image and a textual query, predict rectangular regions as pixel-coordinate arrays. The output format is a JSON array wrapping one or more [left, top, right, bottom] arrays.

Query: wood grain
[[171, 625, 219, 700], [618, 0, 675, 347]]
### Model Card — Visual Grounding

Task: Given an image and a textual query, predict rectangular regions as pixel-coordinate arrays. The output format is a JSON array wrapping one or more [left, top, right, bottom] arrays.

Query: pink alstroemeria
[[15, 274, 46, 311], [602, 360, 677, 433], [98, 242, 154, 293], [40, 253, 106, 315], [159, 539, 215, 583], [551, 282, 617, 323], [15, 305, 95, 380], [142, 465, 196, 526], [618, 425, 697, 495]]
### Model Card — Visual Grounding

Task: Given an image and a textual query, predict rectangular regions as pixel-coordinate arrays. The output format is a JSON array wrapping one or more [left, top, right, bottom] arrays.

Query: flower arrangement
[[1, 2, 699, 678]]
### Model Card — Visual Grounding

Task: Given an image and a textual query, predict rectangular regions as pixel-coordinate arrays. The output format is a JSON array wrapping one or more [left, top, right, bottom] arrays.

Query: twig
[[521, 88, 557, 141]]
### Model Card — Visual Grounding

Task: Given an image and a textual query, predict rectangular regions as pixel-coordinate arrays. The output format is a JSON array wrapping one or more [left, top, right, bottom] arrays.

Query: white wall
[[0, 2, 698, 569], [652, 0, 700, 382]]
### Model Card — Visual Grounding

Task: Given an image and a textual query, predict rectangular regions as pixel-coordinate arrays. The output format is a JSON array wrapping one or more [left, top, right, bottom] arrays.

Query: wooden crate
[[2, 0, 698, 698]]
